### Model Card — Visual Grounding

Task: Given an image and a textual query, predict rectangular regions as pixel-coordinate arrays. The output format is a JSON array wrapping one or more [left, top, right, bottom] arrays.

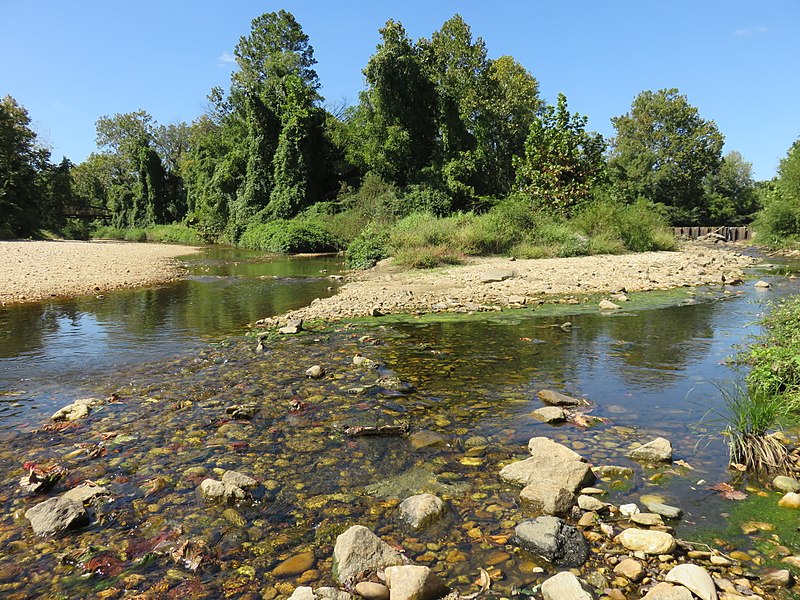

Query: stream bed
[[0, 247, 798, 599]]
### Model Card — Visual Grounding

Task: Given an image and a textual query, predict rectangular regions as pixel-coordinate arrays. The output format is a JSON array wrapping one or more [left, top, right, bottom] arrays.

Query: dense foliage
[[1, 11, 782, 255], [753, 138, 800, 245]]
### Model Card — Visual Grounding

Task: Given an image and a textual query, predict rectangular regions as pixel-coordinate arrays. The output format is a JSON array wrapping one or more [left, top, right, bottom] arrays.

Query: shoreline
[[0, 240, 201, 306], [258, 241, 759, 326]]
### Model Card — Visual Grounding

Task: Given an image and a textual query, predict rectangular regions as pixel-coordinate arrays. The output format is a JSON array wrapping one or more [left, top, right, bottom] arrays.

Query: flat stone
[[355, 582, 390, 600], [25, 496, 89, 536], [398, 494, 446, 530], [537, 389, 585, 406], [778, 492, 800, 508], [520, 483, 576, 516], [531, 406, 567, 423], [616, 528, 676, 555], [332, 525, 406, 584], [222, 471, 258, 489], [665, 563, 717, 600], [627, 437, 673, 462], [630, 512, 664, 527], [481, 269, 515, 283], [641, 498, 683, 519], [273, 551, 316, 577], [773, 475, 800, 493], [514, 516, 589, 568], [51, 402, 90, 421], [62, 482, 109, 504], [642, 582, 693, 600], [541, 571, 594, 600], [577, 495, 606, 512], [500, 437, 594, 496], [383, 565, 448, 600], [614, 558, 644, 582], [599, 299, 621, 310]]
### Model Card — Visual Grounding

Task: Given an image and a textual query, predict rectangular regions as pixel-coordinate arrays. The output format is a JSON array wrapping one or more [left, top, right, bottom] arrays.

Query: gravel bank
[[263, 242, 758, 324], [0, 240, 200, 305]]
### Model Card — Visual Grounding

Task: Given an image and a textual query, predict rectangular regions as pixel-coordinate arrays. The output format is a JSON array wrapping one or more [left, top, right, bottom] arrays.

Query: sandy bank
[[0, 240, 200, 305], [261, 242, 758, 325]]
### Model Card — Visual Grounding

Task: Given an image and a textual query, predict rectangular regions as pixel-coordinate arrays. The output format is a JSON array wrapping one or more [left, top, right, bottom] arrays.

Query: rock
[[531, 406, 567, 423], [332, 525, 406, 584], [641, 498, 683, 519], [778, 492, 800, 508], [783, 556, 800, 569], [355, 582, 390, 600], [619, 503, 640, 517], [614, 558, 645, 582], [500, 438, 595, 497], [594, 465, 634, 479], [62, 482, 109, 504], [513, 516, 589, 568], [754, 280, 771, 289], [537, 389, 585, 406], [316, 589, 353, 600], [398, 494, 446, 530], [199, 478, 247, 502], [481, 269, 515, 283], [289, 587, 316, 600], [773, 475, 800, 493], [225, 403, 259, 419], [370, 306, 384, 317], [642, 582, 694, 600], [627, 437, 673, 463], [376, 376, 415, 393], [616, 528, 676, 555], [408, 431, 450, 449], [665, 563, 718, 600], [273, 551, 315, 577], [577, 495, 606, 512], [577, 512, 597, 527], [630, 512, 664, 527], [520, 483, 576, 516], [221, 470, 258, 490], [306, 365, 326, 379], [761, 569, 792, 589], [25, 496, 89, 536], [353, 355, 377, 367], [384, 565, 448, 600], [541, 571, 595, 600], [279, 319, 304, 334], [599, 299, 621, 310], [51, 402, 90, 421]]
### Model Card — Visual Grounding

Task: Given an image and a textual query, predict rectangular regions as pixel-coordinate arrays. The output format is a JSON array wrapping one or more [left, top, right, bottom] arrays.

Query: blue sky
[[1, 1, 797, 180]]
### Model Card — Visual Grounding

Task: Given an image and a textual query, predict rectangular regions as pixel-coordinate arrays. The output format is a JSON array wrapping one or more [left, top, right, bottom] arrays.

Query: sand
[[0, 240, 200, 305]]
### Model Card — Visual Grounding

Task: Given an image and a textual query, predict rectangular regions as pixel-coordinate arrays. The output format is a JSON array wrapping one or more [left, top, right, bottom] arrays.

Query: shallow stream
[[0, 247, 797, 598]]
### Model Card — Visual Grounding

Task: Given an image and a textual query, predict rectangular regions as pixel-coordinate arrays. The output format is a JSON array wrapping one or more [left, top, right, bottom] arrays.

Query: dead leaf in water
[[709, 482, 747, 500]]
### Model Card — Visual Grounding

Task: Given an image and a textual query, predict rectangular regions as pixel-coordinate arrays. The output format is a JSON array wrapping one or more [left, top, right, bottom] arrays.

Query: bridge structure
[[672, 226, 751, 242]]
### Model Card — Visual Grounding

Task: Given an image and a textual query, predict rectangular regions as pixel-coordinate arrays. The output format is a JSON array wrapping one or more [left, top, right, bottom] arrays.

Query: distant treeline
[[2, 11, 799, 253]]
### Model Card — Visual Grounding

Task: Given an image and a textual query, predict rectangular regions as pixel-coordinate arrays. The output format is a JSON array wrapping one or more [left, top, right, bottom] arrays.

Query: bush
[[60, 218, 92, 240], [393, 244, 463, 268], [574, 199, 677, 253], [238, 219, 342, 254], [345, 226, 389, 269], [396, 184, 452, 217], [753, 198, 800, 246], [144, 224, 205, 245]]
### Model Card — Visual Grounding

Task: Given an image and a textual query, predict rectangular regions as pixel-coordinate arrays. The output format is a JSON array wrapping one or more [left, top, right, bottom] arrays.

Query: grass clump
[[238, 220, 342, 254]]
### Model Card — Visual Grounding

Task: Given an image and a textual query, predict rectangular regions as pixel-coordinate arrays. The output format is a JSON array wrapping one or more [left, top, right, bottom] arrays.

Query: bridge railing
[[672, 226, 751, 242]]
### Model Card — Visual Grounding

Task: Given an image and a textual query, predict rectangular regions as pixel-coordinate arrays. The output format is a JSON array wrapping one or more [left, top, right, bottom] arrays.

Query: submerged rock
[[332, 525, 406, 584], [627, 437, 673, 463], [531, 406, 567, 423], [398, 493, 446, 530], [51, 402, 90, 421], [25, 496, 89, 536], [62, 481, 109, 504], [198, 478, 247, 502], [514, 516, 589, 567], [773, 475, 800, 493], [537, 389, 585, 406]]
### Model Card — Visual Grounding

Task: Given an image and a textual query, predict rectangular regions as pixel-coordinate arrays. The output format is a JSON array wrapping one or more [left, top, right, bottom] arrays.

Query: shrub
[[574, 199, 677, 253], [238, 220, 342, 254], [60, 218, 92, 240], [393, 244, 463, 269], [345, 226, 389, 269], [753, 198, 800, 246], [144, 224, 204, 245], [397, 184, 452, 217]]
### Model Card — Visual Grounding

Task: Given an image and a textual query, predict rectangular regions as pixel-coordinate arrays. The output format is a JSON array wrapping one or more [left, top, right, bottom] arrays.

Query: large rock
[[384, 565, 448, 600], [199, 478, 247, 502], [221, 470, 258, 490], [642, 583, 693, 600], [500, 438, 595, 504], [398, 494, 446, 530], [627, 437, 673, 463], [51, 402, 90, 421], [332, 525, 406, 584], [514, 516, 589, 567], [25, 496, 89, 536], [616, 528, 676, 555], [541, 571, 595, 600], [531, 406, 567, 423], [665, 564, 718, 600], [537, 390, 584, 406], [520, 483, 575, 516], [62, 482, 109, 504]]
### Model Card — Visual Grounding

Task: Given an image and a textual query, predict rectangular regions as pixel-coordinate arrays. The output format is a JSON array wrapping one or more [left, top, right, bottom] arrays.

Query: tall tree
[[515, 93, 606, 216], [609, 88, 724, 224], [704, 150, 758, 224]]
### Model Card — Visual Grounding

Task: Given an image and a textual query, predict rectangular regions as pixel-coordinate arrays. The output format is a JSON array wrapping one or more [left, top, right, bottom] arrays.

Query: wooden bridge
[[672, 226, 751, 242]]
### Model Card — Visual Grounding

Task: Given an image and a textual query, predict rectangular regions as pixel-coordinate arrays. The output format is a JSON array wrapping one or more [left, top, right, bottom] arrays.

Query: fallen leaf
[[709, 482, 747, 500], [674, 459, 694, 470], [730, 463, 747, 472]]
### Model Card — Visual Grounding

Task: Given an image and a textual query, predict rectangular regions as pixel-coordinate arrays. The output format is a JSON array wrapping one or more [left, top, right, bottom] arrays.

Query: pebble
[[272, 551, 315, 577], [354, 582, 390, 600]]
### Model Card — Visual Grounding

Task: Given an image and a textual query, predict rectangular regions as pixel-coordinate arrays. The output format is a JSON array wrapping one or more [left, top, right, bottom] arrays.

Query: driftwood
[[344, 424, 409, 437]]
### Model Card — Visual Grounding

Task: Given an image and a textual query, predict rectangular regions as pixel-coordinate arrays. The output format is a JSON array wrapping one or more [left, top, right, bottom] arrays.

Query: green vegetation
[[93, 223, 205, 245], [753, 138, 800, 246], [0, 10, 777, 255]]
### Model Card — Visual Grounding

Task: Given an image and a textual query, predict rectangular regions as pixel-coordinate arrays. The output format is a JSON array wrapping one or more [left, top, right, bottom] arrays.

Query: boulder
[[51, 402, 90, 421], [25, 496, 89, 536], [616, 528, 676, 555], [627, 437, 673, 463], [514, 516, 589, 568], [541, 571, 595, 600], [221, 471, 258, 490], [332, 525, 406, 584], [642, 583, 693, 600], [665, 563, 718, 600], [383, 565, 448, 600], [537, 390, 584, 406], [199, 478, 247, 502], [531, 406, 567, 423], [520, 483, 576, 516], [500, 438, 595, 497], [62, 482, 109, 504], [398, 494, 446, 530]]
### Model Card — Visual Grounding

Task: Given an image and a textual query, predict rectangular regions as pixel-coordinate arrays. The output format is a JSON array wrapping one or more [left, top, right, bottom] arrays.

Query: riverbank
[[0, 240, 201, 305], [264, 242, 758, 324]]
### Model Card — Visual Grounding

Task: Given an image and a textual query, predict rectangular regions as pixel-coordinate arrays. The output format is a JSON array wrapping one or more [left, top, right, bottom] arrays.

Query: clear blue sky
[[1, 1, 797, 180]]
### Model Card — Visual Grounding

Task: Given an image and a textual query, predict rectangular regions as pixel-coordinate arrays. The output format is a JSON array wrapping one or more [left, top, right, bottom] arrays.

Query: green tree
[[609, 88, 724, 224], [514, 93, 606, 216], [704, 150, 758, 224], [754, 138, 800, 242]]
